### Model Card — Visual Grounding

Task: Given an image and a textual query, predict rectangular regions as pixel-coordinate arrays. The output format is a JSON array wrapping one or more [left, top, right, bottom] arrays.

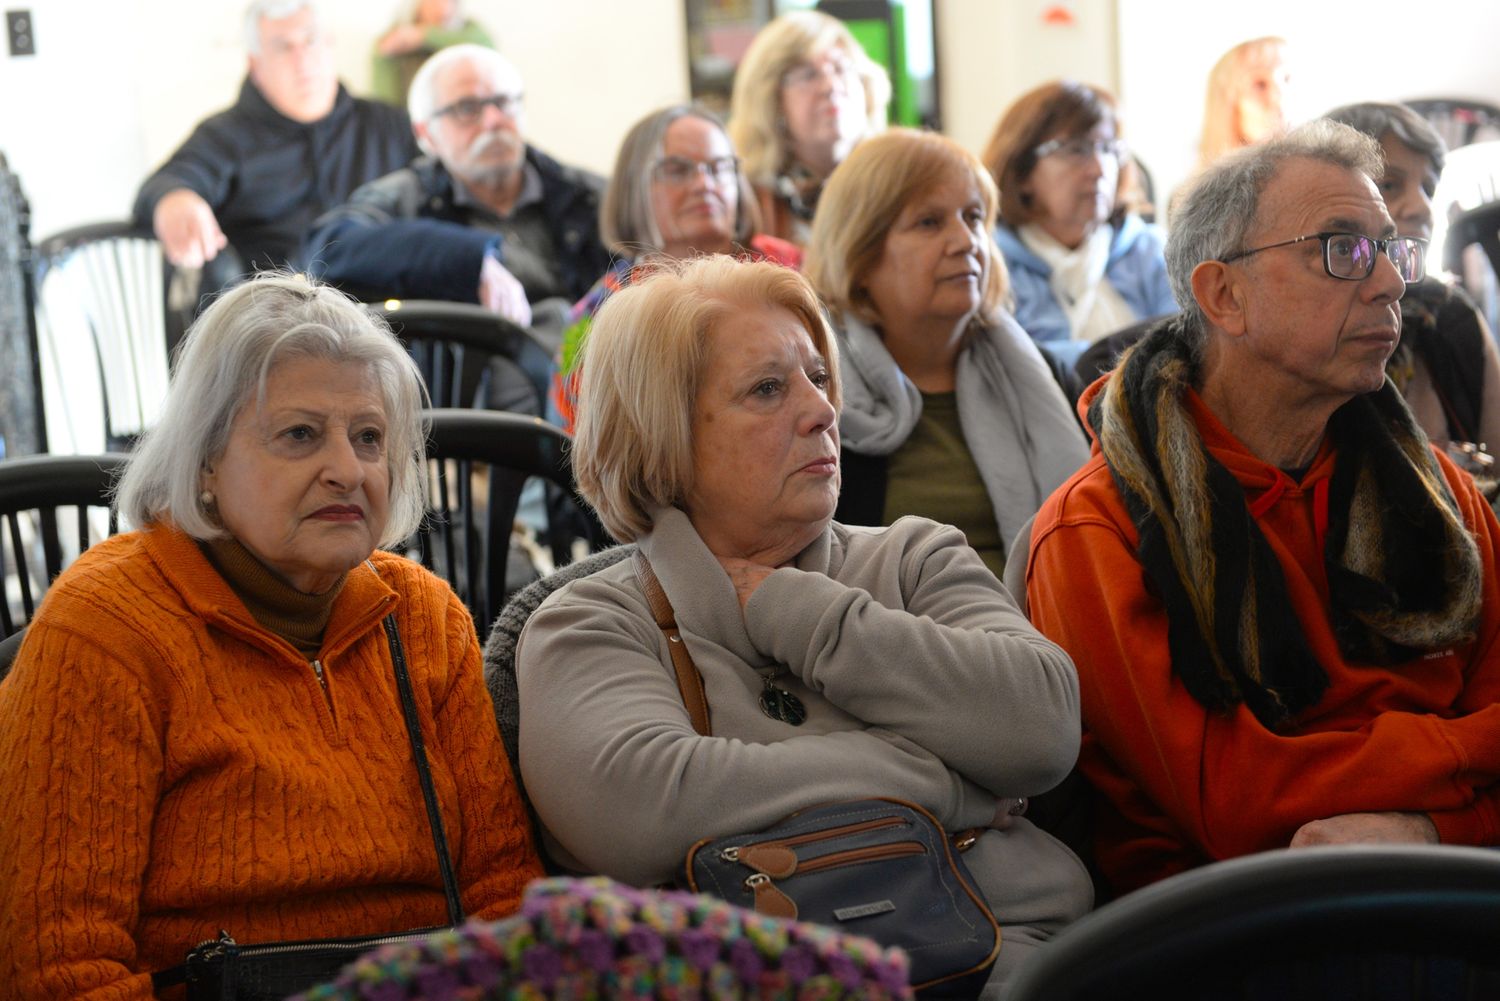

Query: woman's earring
[[200, 489, 215, 508]]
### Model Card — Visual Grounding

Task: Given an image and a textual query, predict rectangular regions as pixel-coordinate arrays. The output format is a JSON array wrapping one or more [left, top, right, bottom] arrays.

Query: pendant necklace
[[758, 664, 806, 726]]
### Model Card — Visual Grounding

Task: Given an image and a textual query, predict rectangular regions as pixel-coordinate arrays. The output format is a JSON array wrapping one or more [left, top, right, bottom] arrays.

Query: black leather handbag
[[633, 552, 1000, 998], [684, 797, 999, 998], [153, 616, 465, 1001]]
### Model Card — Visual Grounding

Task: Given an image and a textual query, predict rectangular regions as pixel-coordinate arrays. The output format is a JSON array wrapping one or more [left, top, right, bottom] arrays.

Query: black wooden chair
[[372, 300, 554, 416], [1443, 199, 1500, 286], [30, 222, 200, 453], [0, 625, 25, 681], [409, 409, 602, 639], [0, 453, 128, 638], [1007, 844, 1500, 1001]]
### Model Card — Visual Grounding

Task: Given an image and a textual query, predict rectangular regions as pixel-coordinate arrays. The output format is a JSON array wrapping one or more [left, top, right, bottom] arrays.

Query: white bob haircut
[[115, 273, 429, 547]]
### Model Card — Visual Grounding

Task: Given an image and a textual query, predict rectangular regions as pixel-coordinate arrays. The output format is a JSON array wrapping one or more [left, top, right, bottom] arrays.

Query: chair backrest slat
[[0, 453, 129, 638], [407, 409, 604, 639], [32, 222, 183, 453]]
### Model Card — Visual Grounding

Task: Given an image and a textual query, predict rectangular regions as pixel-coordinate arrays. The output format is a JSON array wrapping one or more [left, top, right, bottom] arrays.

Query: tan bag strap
[[632, 549, 712, 736]]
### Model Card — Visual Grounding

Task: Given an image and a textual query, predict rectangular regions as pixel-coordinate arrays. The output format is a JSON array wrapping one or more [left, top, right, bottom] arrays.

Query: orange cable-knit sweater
[[0, 522, 543, 999]]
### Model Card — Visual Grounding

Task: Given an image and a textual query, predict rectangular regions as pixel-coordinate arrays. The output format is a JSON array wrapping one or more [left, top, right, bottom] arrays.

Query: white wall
[[937, 0, 1119, 160], [2, 0, 690, 240], [4, 0, 1500, 243], [1118, 0, 1500, 220]]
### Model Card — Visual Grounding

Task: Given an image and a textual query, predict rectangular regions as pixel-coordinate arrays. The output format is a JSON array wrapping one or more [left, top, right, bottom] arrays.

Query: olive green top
[[881, 391, 1006, 580]]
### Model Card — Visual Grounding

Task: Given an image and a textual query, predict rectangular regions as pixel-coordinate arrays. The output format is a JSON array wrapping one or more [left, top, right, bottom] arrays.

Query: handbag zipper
[[720, 814, 908, 862], [783, 839, 925, 875], [740, 840, 927, 919]]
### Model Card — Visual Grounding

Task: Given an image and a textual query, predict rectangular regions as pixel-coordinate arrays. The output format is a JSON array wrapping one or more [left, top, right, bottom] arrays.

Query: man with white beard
[[306, 44, 608, 335]]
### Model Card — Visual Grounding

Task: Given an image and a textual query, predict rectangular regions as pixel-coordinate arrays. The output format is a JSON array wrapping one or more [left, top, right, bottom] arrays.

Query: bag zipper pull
[[744, 873, 798, 920]]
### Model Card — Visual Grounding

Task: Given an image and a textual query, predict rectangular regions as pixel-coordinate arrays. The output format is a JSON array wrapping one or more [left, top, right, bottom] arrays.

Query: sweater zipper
[[310, 658, 330, 703]]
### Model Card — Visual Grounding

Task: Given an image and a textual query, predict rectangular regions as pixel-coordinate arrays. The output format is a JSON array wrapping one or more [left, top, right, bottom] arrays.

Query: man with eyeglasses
[[1026, 120, 1500, 896], [133, 0, 417, 280], [306, 44, 608, 337]]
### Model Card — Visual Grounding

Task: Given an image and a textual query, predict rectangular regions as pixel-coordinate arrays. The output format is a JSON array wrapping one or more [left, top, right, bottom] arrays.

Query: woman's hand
[[377, 23, 426, 57], [716, 556, 778, 610], [1289, 811, 1439, 848], [990, 797, 1028, 830]]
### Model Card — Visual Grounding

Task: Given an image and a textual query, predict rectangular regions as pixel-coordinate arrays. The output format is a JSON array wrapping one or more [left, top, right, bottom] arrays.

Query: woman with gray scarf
[[806, 129, 1090, 580]]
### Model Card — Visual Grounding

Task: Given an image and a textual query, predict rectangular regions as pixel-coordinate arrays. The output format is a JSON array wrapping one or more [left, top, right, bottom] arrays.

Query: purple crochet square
[[678, 928, 723, 971], [575, 927, 615, 972], [728, 936, 764, 982], [521, 942, 564, 988]]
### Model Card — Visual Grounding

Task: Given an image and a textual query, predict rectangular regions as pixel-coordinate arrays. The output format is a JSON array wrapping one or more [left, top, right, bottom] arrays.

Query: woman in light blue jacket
[[982, 81, 1177, 370]]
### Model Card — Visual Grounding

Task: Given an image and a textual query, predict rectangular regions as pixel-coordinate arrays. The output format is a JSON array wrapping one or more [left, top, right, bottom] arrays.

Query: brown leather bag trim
[[632, 550, 712, 737]]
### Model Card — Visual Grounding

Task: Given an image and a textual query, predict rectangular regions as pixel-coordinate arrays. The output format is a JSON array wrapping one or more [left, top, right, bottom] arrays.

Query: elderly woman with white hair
[[728, 10, 890, 246], [516, 255, 1092, 997], [0, 274, 542, 997]]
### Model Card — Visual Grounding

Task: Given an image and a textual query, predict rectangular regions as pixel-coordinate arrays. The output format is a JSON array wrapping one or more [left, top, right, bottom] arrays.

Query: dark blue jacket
[[304, 147, 608, 305]]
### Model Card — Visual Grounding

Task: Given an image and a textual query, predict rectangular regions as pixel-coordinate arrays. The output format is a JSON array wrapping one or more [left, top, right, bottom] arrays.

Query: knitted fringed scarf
[[1088, 316, 1484, 728]]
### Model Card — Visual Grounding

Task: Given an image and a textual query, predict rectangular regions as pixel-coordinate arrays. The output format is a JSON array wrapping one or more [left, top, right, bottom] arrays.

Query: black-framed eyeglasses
[[431, 93, 523, 126], [1032, 136, 1127, 164], [651, 155, 740, 186], [1219, 231, 1426, 283]]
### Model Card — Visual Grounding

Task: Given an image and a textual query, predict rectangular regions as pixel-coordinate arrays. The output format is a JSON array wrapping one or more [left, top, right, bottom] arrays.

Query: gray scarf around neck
[[835, 312, 1090, 545]]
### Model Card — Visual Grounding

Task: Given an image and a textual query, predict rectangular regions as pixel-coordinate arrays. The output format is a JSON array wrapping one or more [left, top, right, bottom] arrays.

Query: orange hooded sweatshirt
[[1026, 380, 1500, 894]]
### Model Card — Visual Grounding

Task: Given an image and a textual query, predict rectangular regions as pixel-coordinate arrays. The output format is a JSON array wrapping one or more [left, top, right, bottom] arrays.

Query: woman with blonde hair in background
[[728, 9, 890, 245], [1196, 35, 1293, 169]]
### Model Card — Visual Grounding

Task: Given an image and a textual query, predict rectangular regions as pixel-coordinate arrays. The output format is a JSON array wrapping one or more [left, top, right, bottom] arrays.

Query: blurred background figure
[[133, 0, 415, 279], [1197, 35, 1293, 170], [1324, 101, 1500, 483], [984, 80, 1176, 370], [307, 45, 607, 337], [806, 129, 1088, 580], [550, 104, 801, 432], [728, 10, 890, 246], [371, 0, 493, 106]]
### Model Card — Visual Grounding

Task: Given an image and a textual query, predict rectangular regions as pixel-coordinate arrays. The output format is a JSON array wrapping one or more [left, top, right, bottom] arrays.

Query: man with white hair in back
[[133, 0, 416, 278], [306, 44, 609, 334]]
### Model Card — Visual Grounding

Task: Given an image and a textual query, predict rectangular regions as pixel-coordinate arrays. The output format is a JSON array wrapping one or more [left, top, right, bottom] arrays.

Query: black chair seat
[[1007, 844, 1500, 1001]]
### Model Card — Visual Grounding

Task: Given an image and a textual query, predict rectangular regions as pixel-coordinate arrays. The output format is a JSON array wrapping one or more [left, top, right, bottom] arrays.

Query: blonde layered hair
[[572, 256, 841, 542], [806, 128, 1009, 330], [1198, 36, 1287, 168], [727, 10, 890, 185]]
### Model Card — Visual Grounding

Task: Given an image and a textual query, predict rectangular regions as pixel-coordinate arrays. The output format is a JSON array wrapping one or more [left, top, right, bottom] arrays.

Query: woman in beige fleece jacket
[[514, 255, 1092, 996]]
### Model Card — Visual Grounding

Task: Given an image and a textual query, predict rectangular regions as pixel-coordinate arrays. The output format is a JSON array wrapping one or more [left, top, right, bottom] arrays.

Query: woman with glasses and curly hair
[[983, 81, 1177, 370]]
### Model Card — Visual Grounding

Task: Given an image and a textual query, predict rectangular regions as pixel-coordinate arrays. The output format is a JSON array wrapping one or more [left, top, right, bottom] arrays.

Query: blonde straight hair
[[727, 10, 890, 186], [806, 128, 1008, 330]]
